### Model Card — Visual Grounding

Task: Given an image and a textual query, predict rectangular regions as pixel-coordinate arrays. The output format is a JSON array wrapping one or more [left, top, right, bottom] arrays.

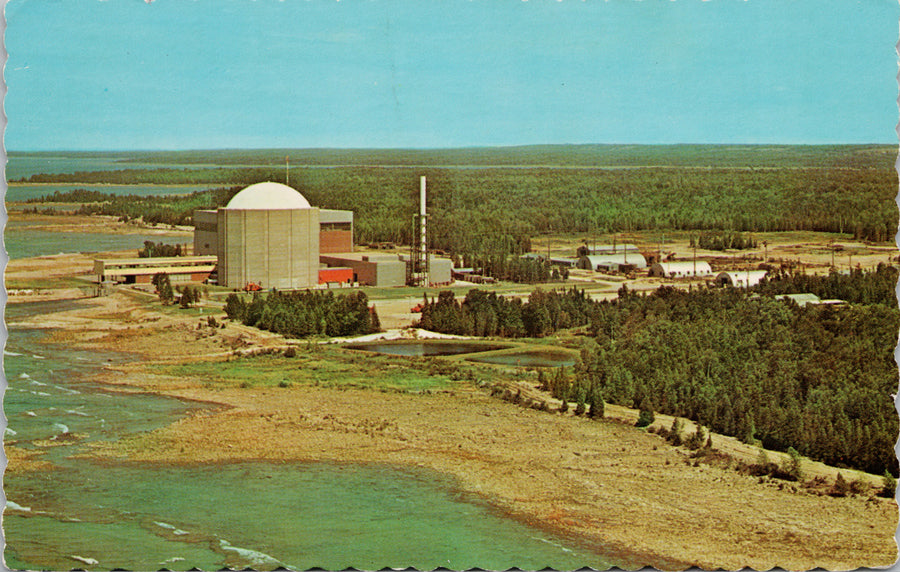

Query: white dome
[[224, 182, 311, 210]]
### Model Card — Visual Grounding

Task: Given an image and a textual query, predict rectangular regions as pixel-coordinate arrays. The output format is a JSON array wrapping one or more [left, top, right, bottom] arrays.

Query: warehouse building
[[94, 256, 217, 285], [715, 270, 768, 288], [649, 261, 714, 279], [576, 252, 647, 273]]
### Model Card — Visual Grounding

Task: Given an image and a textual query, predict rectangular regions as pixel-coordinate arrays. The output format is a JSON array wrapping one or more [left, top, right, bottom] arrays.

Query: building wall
[[319, 229, 353, 253], [319, 209, 354, 253], [427, 256, 453, 285], [193, 210, 219, 255], [319, 254, 406, 287], [218, 208, 320, 289], [375, 259, 407, 287]]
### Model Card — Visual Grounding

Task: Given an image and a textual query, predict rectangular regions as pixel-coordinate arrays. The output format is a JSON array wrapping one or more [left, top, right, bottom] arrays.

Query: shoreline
[[8, 290, 899, 570]]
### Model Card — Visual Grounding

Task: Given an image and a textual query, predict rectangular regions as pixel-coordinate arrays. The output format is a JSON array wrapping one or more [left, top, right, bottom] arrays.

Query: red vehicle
[[244, 282, 262, 292]]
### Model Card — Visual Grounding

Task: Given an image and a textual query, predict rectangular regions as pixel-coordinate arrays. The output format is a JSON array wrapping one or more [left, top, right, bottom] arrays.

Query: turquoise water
[[4, 301, 619, 570], [4, 228, 188, 260]]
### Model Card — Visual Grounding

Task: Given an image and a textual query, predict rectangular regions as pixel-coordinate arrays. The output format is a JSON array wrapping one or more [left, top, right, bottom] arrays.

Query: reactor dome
[[224, 182, 312, 210]]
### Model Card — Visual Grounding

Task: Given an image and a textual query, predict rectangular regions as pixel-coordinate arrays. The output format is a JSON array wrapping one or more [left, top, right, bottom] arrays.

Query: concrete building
[[94, 256, 217, 285], [649, 261, 714, 279], [319, 253, 452, 287], [193, 182, 353, 289], [194, 180, 452, 289]]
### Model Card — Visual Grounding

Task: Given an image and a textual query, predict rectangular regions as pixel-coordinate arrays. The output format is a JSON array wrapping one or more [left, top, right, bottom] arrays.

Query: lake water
[[4, 301, 618, 570], [4, 226, 189, 260]]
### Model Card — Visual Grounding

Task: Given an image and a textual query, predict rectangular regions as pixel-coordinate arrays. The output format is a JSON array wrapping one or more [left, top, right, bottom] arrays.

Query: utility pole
[[285, 156, 290, 186]]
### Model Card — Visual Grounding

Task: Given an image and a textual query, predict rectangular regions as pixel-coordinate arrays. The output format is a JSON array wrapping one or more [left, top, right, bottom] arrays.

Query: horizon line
[[7, 142, 898, 154]]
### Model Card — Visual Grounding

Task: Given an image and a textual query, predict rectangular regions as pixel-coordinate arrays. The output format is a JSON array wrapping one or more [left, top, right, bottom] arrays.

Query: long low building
[[94, 256, 217, 284], [649, 261, 714, 278], [320, 253, 452, 287], [716, 270, 768, 288], [577, 252, 647, 272]]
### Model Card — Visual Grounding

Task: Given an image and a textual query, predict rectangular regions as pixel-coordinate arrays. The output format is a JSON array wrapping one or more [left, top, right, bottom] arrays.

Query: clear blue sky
[[5, 0, 898, 150]]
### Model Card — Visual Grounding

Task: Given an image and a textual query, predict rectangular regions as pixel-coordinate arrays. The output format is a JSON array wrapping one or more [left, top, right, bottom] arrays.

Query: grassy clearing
[[150, 345, 490, 393]]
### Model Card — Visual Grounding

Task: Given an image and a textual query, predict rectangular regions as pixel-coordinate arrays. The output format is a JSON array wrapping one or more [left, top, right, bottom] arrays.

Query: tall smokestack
[[420, 176, 427, 272]]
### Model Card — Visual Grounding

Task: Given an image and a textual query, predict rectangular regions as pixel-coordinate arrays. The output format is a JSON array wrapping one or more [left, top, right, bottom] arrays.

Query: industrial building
[[649, 261, 714, 279], [715, 270, 768, 288], [193, 180, 450, 289], [94, 256, 217, 285], [576, 252, 647, 273]]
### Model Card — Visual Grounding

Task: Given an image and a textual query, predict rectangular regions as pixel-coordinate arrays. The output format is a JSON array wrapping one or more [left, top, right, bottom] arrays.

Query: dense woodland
[[138, 241, 185, 258], [223, 290, 380, 338], [417, 288, 595, 337], [22, 147, 898, 254], [692, 231, 758, 251], [423, 268, 900, 476]]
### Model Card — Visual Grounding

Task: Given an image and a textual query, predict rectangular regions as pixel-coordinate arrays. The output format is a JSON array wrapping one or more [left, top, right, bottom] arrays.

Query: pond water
[[467, 349, 578, 368], [4, 301, 618, 570], [345, 340, 510, 357]]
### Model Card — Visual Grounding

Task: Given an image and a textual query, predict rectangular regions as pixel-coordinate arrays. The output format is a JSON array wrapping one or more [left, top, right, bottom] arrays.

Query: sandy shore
[[9, 291, 898, 570]]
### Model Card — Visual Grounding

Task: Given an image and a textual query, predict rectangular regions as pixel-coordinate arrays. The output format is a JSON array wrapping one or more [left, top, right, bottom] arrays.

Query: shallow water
[[4, 301, 617, 570], [345, 340, 510, 357], [4, 228, 188, 259]]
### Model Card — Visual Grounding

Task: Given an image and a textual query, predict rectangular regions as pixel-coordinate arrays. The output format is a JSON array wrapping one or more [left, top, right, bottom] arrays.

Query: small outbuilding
[[649, 261, 713, 279]]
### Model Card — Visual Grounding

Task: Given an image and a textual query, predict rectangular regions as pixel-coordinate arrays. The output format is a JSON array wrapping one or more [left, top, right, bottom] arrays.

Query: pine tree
[[588, 391, 605, 419]]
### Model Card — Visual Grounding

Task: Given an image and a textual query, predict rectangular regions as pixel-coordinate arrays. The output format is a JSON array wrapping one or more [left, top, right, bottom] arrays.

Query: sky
[[4, 0, 898, 150]]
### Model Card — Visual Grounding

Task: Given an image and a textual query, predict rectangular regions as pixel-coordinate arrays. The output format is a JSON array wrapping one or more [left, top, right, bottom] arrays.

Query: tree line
[[139, 241, 185, 258], [755, 264, 898, 306], [224, 290, 380, 338], [24, 162, 897, 248], [691, 231, 758, 251], [417, 268, 899, 476], [417, 287, 596, 338], [577, 275, 898, 477]]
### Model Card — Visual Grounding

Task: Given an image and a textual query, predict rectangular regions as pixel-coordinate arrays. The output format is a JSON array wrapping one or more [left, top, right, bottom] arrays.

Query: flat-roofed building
[[94, 256, 217, 285]]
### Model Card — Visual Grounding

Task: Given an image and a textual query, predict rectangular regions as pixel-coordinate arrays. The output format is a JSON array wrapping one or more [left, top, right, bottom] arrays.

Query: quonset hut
[[194, 182, 353, 289], [649, 261, 714, 278]]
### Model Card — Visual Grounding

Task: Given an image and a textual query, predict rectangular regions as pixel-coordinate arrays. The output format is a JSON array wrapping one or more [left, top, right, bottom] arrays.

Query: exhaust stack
[[420, 176, 427, 269]]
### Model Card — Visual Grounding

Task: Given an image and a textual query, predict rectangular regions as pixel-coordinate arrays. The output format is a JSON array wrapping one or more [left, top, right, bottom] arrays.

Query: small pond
[[344, 341, 510, 357], [466, 349, 578, 368]]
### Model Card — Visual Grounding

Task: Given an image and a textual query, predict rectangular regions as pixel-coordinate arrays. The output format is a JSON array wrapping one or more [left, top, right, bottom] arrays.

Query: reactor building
[[193, 181, 450, 289]]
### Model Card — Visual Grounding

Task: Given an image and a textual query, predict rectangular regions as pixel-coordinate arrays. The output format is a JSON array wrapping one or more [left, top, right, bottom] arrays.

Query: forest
[[223, 290, 380, 339], [417, 288, 595, 338], [421, 267, 900, 477], [21, 147, 898, 252]]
